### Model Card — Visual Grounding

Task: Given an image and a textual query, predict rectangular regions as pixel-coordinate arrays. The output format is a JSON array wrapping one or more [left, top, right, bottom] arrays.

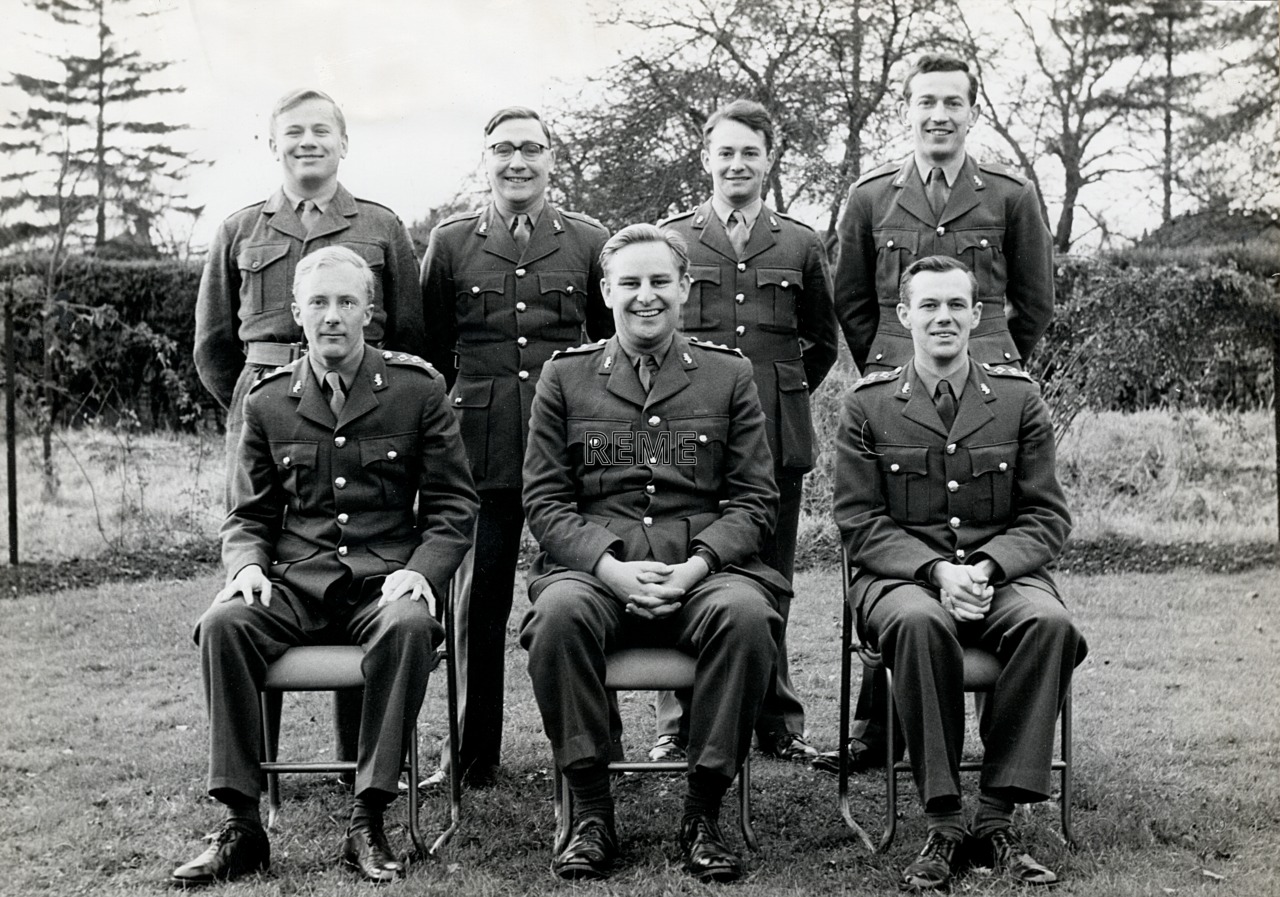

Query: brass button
[[936, 225, 945, 235], [645, 485, 655, 494], [735, 293, 745, 304], [736, 262, 746, 272], [648, 456, 657, 464], [780, 279, 789, 288], [282, 456, 291, 467], [875, 353, 884, 361], [886, 239, 895, 248], [515, 268, 527, 277], [735, 325, 745, 335], [999, 462, 1008, 472], [648, 415, 660, 425], [643, 516, 653, 526], [947, 480, 959, 492], [890, 463, 900, 473], [948, 516, 960, 528], [386, 450, 397, 460], [1005, 352, 1012, 359], [471, 285, 480, 294], [334, 436, 346, 447], [251, 259, 261, 269], [334, 477, 347, 489], [980, 238, 989, 248], [454, 396, 462, 405], [567, 284, 574, 293], [338, 545, 348, 556], [946, 443, 956, 455], [518, 370, 530, 381], [516, 301, 527, 312], [955, 548, 966, 560], [698, 434, 708, 444], [337, 513, 349, 524], [517, 336, 528, 347]]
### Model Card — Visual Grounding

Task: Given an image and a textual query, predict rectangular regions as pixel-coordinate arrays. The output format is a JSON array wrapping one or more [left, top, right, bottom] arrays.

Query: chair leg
[[1060, 687, 1075, 848], [552, 765, 572, 856], [431, 597, 463, 856], [260, 691, 283, 829], [738, 755, 758, 851], [881, 668, 898, 853], [406, 717, 428, 859]]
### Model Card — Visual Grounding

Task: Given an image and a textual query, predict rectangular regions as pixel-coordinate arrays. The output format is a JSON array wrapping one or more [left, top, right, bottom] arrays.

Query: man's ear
[[897, 301, 911, 330], [971, 300, 982, 327]]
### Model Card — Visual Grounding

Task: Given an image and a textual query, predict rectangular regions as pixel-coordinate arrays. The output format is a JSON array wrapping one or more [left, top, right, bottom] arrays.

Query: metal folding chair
[[552, 647, 757, 854], [258, 585, 462, 857], [836, 544, 1074, 852]]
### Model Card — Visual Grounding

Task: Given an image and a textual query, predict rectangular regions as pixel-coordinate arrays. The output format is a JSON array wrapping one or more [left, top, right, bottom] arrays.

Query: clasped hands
[[593, 553, 711, 620], [930, 560, 997, 622], [214, 565, 437, 616]]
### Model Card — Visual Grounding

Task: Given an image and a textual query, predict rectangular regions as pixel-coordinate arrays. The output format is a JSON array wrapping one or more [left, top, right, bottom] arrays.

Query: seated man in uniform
[[519, 224, 786, 883], [172, 246, 478, 886], [833, 255, 1085, 890]]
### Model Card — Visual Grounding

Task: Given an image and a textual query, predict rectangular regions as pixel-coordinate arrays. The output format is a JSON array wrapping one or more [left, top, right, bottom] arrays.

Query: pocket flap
[[538, 271, 587, 296], [359, 433, 415, 467], [756, 267, 803, 290], [954, 230, 1003, 252], [874, 230, 919, 253], [689, 264, 721, 286], [272, 441, 317, 469], [452, 376, 493, 409], [878, 445, 928, 476], [459, 272, 506, 296], [969, 443, 1016, 476], [239, 242, 291, 272], [774, 358, 809, 393], [670, 415, 729, 445], [347, 242, 386, 268]]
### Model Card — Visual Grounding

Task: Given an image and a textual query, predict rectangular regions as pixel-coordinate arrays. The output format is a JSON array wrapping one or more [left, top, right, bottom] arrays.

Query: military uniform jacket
[[222, 346, 479, 604], [833, 360, 1070, 622], [522, 335, 790, 601], [194, 184, 425, 409], [661, 201, 839, 472], [420, 202, 613, 491], [833, 155, 1054, 370]]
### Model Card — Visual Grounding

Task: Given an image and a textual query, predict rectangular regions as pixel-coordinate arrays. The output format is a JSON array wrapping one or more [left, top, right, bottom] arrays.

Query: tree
[[552, 0, 950, 235]]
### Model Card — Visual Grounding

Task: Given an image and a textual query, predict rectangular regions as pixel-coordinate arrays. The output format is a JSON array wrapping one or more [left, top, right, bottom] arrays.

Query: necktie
[[298, 199, 321, 234], [511, 213, 530, 253], [325, 371, 346, 420], [935, 380, 956, 431], [725, 210, 749, 259], [637, 354, 660, 393], [926, 167, 948, 220]]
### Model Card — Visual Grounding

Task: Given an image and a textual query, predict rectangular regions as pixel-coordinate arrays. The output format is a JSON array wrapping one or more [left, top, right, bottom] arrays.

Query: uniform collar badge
[[901, 382, 911, 394], [682, 352, 692, 365], [980, 383, 990, 395], [292, 380, 302, 393], [478, 219, 488, 233], [603, 354, 613, 368], [374, 373, 383, 387], [553, 218, 562, 231]]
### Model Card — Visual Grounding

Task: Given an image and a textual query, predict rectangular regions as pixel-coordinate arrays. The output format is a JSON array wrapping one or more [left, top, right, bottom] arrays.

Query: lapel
[[889, 157, 935, 228], [947, 361, 998, 443], [600, 337, 647, 408], [478, 205, 521, 264], [897, 363, 949, 437], [645, 335, 694, 408], [692, 200, 739, 264], [263, 189, 308, 241], [519, 203, 565, 267], [306, 184, 357, 242], [335, 347, 384, 430], [938, 156, 982, 226], [289, 360, 333, 429], [739, 205, 780, 263]]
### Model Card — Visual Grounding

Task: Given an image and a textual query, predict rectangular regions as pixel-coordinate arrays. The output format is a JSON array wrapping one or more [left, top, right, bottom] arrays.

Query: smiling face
[[270, 98, 347, 194], [901, 69, 980, 167], [602, 239, 690, 356], [897, 267, 982, 371], [484, 116, 553, 214], [292, 260, 373, 370], [701, 118, 774, 209]]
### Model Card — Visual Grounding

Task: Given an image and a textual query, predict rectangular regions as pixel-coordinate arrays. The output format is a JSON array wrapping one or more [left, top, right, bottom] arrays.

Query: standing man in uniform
[[195, 88, 424, 498], [420, 107, 612, 787], [172, 247, 477, 886], [833, 255, 1083, 889], [820, 54, 1055, 772], [520, 224, 785, 882], [658, 99, 838, 763]]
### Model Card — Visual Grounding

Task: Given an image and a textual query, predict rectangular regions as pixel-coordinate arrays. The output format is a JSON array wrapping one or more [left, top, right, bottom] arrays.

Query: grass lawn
[[1, 566, 1277, 895]]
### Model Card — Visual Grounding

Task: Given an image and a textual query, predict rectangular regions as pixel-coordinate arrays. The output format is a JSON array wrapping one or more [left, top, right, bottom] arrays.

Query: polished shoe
[[341, 817, 404, 883], [760, 731, 820, 762], [899, 830, 963, 891], [647, 734, 688, 763], [811, 738, 886, 775], [170, 819, 269, 887], [679, 814, 742, 883], [973, 827, 1058, 885], [552, 814, 618, 880]]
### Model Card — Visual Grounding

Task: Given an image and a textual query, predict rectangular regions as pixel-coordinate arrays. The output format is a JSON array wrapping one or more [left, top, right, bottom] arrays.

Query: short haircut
[[600, 224, 690, 280], [293, 246, 374, 305], [902, 54, 979, 105], [270, 88, 347, 137], [483, 106, 552, 145], [898, 255, 979, 306], [703, 98, 775, 155]]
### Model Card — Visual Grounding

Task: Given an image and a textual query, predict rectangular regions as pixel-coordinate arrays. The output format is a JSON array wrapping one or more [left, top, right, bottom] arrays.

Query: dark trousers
[[863, 580, 1085, 804], [655, 469, 806, 745], [196, 584, 442, 801], [521, 573, 781, 779], [452, 488, 524, 774]]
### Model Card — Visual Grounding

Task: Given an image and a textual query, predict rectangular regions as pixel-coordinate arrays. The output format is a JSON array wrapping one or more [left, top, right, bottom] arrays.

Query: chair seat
[[263, 645, 366, 691], [960, 648, 1002, 689], [604, 648, 696, 690]]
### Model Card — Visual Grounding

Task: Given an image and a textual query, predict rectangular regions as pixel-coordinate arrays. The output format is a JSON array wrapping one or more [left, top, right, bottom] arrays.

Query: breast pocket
[[237, 242, 293, 315], [877, 445, 931, 524], [270, 441, 318, 509], [451, 376, 493, 480], [967, 442, 1016, 521], [455, 272, 507, 339], [682, 265, 722, 331], [756, 268, 802, 332], [359, 431, 417, 507], [567, 417, 631, 496], [668, 415, 729, 488], [774, 358, 813, 470], [954, 230, 1005, 296], [872, 230, 919, 306], [538, 271, 590, 340]]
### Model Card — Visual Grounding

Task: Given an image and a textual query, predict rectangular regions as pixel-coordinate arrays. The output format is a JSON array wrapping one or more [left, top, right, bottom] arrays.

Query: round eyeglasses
[[487, 141, 548, 161]]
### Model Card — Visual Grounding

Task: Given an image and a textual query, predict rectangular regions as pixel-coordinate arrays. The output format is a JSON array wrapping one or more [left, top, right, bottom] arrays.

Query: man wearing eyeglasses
[[420, 106, 613, 788]]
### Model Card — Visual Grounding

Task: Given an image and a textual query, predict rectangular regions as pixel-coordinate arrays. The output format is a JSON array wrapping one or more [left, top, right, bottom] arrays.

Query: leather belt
[[245, 341, 304, 366]]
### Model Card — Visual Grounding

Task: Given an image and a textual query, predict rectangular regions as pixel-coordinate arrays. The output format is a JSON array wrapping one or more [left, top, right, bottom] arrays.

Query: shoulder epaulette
[[854, 161, 899, 188], [852, 367, 903, 390], [658, 209, 697, 227], [382, 351, 437, 377], [770, 208, 817, 232], [248, 360, 299, 392], [227, 199, 268, 219], [981, 363, 1032, 381], [437, 209, 483, 228], [352, 196, 401, 216], [550, 339, 607, 361], [688, 338, 745, 357], [975, 161, 1029, 186], [559, 209, 608, 231]]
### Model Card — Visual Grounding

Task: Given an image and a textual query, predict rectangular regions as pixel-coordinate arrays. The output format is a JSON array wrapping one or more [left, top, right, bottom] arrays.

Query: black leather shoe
[[899, 830, 962, 891], [341, 817, 404, 883], [811, 738, 886, 775], [648, 734, 688, 762], [679, 814, 742, 883], [973, 827, 1058, 885], [170, 819, 269, 887], [760, 731, 820, 762], [552, 815, 618, 880]]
